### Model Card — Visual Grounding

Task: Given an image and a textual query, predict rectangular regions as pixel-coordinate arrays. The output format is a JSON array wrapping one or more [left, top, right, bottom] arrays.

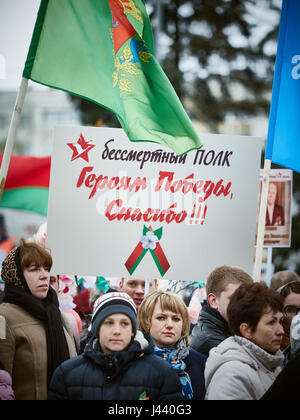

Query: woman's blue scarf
[[154, 339, 194, 400]]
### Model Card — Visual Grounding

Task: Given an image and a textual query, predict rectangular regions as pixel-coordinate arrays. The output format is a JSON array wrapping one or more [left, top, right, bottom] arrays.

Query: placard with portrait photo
[[255, 169, 293, 248]]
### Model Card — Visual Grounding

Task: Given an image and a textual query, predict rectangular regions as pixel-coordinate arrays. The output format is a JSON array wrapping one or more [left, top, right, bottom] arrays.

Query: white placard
[[46, 127, 262, 282]]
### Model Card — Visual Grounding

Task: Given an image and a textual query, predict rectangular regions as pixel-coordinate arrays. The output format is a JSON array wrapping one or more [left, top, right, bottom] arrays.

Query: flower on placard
[[141, 231, 159, 250]]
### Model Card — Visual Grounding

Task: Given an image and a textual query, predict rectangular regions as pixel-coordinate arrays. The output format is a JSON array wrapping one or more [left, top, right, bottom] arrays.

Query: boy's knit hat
[[91, 292, 137, 337], [290, 313, 300, 355]]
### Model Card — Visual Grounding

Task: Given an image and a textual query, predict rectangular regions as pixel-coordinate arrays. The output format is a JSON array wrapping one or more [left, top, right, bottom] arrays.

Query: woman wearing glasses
[[280, 281, 300, 363]]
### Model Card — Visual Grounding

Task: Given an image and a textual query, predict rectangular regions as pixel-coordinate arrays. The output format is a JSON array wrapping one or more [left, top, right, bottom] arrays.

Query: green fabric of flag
[[23, 0, 202, 156]]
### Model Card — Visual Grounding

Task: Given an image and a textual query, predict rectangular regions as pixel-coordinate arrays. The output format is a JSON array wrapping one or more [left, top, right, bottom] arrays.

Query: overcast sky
[[0, 0, 152, 91], [0, 0, 41, 91], [0, 0, 281, 92]]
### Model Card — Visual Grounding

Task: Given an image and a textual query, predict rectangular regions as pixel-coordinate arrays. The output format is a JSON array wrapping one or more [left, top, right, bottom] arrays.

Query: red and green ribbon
[[125, 226, 170, 277]]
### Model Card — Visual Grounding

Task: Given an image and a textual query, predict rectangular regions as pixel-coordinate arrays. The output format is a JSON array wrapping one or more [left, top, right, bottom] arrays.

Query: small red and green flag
[[0, 155, 50, 216], [125, 225, 170, 277], [23, 0, 202, 156]]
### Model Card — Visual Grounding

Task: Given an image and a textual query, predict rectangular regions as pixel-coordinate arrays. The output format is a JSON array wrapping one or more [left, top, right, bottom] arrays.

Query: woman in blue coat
[[138, 290, 207, 400], [48, 292, 183, 400]]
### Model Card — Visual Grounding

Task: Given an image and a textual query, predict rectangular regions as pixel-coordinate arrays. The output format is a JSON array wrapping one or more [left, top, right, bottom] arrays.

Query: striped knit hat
[[91, 292, 137, 337]]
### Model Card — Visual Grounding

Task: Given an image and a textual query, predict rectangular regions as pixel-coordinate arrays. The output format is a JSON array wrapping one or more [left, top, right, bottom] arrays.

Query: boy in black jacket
[[48, 292, 183, 400]]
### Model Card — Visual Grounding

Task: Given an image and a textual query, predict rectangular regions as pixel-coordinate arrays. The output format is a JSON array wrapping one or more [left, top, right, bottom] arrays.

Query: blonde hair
[[138, 290, 190, 346]]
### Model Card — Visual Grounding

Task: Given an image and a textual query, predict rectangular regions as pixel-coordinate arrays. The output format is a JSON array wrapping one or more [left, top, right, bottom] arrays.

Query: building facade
[[0, 88, 80, 156]]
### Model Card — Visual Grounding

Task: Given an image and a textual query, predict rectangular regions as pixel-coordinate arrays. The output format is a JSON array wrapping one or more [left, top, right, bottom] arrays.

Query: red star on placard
[[67, 134, 95, 162]]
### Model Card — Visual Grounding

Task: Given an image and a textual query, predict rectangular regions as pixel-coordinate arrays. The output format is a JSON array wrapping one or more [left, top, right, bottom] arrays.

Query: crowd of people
[[0, 239, 300, 400]]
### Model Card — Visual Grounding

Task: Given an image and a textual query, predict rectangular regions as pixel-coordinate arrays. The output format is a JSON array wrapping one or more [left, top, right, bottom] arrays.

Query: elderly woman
[[138, 290, 207, 400], [0, 239, 77, 400], [205, 283, 285, 400]]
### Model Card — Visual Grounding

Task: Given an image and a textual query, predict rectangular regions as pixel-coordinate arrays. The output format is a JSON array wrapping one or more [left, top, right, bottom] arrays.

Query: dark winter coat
[[48, 331, 183, 400], [185, 348, 207, 400], [189, 304, 231, 356]]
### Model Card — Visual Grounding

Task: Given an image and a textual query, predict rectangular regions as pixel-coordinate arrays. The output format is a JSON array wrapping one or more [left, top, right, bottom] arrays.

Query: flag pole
[[0, 77, 29, 201], [145, 278, 150, 296], [253, 158, 272, 282], [265, 247, 273, 287]]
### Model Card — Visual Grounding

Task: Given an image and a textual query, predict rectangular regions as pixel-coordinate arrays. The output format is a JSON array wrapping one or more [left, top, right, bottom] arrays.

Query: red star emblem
[[67, 134, 95, 163]]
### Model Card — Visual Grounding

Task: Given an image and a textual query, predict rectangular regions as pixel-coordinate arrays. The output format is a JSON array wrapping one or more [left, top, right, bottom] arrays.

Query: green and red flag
[[23, 0, 202, 156], [0, 155, 50, 216]]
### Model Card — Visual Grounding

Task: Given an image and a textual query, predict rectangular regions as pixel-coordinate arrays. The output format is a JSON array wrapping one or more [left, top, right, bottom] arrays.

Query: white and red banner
[[46, 127, 262, 281]]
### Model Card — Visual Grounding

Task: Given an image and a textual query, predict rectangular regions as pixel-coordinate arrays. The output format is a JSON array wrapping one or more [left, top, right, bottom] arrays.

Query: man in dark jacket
[[189, 302, 231, 356], [48, 292, 183, 400], [190, 266, 253, 356], [266, 182, 285, 226]]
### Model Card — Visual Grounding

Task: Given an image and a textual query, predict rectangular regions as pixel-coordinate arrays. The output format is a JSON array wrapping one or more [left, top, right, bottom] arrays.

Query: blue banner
[[266, 0, 300, 173]]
